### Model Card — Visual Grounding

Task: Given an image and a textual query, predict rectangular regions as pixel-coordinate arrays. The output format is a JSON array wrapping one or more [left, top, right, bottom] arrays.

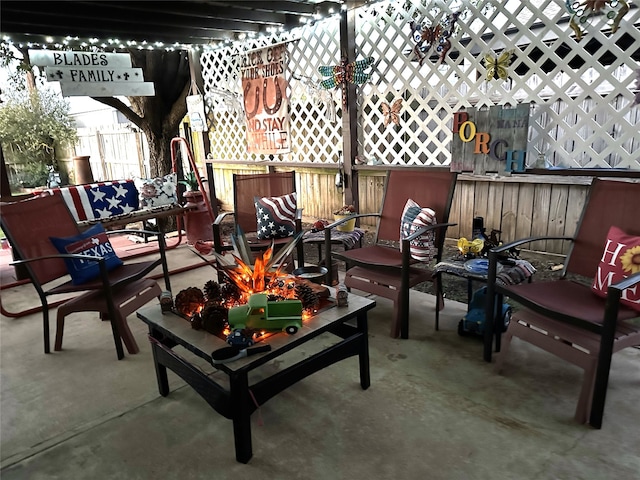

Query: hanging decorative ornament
[[484, 50, 514, 81], [633, 69, 640, 106], [206, 88, 245, 125], [292, 74, 337, 123], [381, 98, 403, 126], [565, 0, 630, 41], [408, 11, 460, 65], [318, 56, 375, 106]]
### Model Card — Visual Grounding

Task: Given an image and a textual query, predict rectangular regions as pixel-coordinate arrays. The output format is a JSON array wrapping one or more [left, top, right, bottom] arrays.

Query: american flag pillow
[[43, 180, 139, 223], [255, 193, 297, 240], [400, 198, 437, 262]]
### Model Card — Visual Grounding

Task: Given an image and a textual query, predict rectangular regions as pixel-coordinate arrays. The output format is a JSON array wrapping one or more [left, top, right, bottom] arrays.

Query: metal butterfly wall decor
[[484, 50, 514, 81], [565, 0, 630, 41], [381, 98, 403, 126], [408, 11, 460, 65], [318, 56, 375, 105]]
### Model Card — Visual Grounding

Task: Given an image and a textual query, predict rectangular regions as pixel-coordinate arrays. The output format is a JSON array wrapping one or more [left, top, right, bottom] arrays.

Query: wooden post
[[340, 3, 360, 213]]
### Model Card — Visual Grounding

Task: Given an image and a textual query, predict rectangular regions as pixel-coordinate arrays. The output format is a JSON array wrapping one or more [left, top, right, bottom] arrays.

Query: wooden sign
[[44, 67, 144, 83], [29, 50, 133, 68], [29, 49, 155, 97], [450, 104, 530, 174]]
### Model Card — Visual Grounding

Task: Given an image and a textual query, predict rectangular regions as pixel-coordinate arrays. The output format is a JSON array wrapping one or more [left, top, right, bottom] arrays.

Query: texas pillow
[[50, 223, 123, 285], [400, 198, 437, 262], [591, 225, 640, 312], [255, 193, 297, 240]]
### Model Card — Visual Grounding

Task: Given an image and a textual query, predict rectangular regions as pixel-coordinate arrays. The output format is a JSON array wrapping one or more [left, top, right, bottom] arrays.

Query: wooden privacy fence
[[208, 163, 640, 256]]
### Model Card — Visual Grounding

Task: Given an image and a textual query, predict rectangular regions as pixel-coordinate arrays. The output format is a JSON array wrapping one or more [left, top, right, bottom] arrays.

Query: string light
[[0, 2, 344, 53]]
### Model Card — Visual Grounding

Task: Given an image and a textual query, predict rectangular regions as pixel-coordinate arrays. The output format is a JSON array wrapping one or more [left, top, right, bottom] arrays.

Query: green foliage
[[0, 90, 77, 165], [179, 171, 200, 191]]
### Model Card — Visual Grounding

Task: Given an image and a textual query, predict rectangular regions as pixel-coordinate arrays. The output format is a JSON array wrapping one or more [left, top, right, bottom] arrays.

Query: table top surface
[[137, 291, 376, 374]]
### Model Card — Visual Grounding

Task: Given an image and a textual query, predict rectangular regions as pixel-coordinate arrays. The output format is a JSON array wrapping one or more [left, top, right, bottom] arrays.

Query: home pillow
[[50, 223, 123, 285], [400, 198, 437, 262], [591, 225, 640, 312], [134, 173, 178, 208], [254, 192, 297, 240]]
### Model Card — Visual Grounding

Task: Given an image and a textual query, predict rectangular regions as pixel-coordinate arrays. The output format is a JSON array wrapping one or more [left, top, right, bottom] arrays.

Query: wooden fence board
[[458, 182, 475, 239], [546, 184, 570, 253], [500, 183, 520, 243], [530, 183, 552, 251], [485, 182, 504, 237], [563, 184, 589, 237], [515, 183, 534, 241]]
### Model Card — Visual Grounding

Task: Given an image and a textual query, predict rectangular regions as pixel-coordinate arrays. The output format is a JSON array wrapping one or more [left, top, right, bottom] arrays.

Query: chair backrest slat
[[377, 168, 457, 256], [233, 171, 296, 234], [1, 195, 80, 285], [566, 178, 640, 278]]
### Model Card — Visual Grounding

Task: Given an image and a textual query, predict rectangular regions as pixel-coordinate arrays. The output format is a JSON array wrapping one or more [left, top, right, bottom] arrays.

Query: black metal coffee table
[[136, 292, 375, 463]]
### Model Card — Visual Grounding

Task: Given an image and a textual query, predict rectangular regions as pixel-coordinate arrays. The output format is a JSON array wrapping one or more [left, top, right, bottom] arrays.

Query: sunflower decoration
[[457, 237, 485, 257], [620, 245, 640, 275]]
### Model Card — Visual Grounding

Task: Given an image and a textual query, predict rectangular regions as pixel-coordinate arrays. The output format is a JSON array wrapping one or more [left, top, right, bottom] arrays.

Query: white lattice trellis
[[200, 0, 640, 170]]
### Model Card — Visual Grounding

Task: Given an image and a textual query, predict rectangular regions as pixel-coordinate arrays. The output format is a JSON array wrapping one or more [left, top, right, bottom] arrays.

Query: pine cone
[[201, 304, 228, 336], [174, 287, 205, 317], [203, 280, 223, 304], [295, 283, 319, 311], [220, 281, 241, 304]]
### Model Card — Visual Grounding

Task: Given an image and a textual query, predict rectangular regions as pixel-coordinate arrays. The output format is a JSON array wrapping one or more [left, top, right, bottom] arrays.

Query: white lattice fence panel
[[200, 0, 640, 170], [357, 0, 640, 169], [200, 21, 343, 165]]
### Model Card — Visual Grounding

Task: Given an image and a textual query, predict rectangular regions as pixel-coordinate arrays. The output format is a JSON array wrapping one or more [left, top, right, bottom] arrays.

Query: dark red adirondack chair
[[486, 178, 640, 428], [327, 168, 457, 338], [212, 171, 304, 266], [0, 194, 170, 359]]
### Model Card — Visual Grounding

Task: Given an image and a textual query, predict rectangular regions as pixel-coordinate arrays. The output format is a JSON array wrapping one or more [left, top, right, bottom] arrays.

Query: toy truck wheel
[[502, 307, 512, 332], [285, 325, 299, 335], [457, 319, 468, 337]]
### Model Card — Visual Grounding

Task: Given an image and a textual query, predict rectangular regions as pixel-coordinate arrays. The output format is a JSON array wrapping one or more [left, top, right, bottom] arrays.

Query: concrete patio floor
[[1, 243, 639, 479]]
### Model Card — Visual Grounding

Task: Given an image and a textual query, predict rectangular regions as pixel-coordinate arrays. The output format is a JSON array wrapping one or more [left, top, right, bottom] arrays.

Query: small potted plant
[[333, 204, 357, 232], [179, 171, 203, 205]]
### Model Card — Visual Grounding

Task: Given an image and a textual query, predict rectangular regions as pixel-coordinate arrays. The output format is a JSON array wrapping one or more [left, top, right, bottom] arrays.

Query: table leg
[[357, 311, 370, 390], [149, 328, 170, 396], [229, 372, 253, 464]]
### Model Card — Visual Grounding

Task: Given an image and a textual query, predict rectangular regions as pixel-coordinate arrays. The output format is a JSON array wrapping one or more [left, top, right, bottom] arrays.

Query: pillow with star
[[254, 193, 297, 240]]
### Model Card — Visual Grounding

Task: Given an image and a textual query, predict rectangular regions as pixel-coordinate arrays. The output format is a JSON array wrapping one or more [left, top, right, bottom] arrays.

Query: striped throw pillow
[[400, 198, 437, 262]]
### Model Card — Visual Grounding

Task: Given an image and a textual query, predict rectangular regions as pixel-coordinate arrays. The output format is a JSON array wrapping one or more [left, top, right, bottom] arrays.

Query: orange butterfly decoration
[[381, 98, 403, 126]]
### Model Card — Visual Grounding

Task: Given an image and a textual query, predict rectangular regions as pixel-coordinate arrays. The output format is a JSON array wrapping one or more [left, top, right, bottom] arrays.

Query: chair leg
[[43, 304, 51, 354], [434, 273, 443, 331], [112, 312, 140, 355], [390, 301, 401, 338], [575, 359, 598, 424], [494, 326, 514, 373], [109, 316, 125, 360], [54, 310, 66, 351]]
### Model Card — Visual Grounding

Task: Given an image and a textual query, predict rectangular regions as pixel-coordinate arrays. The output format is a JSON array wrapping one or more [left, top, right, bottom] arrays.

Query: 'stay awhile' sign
[[29, 50, 155, 97], [450, 104, 530, 174], [240, 43, 291, 155]]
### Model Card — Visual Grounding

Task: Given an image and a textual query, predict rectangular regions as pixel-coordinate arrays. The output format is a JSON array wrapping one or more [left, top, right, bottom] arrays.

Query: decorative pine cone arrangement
[[295, 283, 320, 311], [174, 287, 205, 317]]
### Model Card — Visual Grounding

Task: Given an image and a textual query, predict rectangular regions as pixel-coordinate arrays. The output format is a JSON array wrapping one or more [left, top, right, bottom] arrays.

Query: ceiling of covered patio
[[0, 0, 349, 47]]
